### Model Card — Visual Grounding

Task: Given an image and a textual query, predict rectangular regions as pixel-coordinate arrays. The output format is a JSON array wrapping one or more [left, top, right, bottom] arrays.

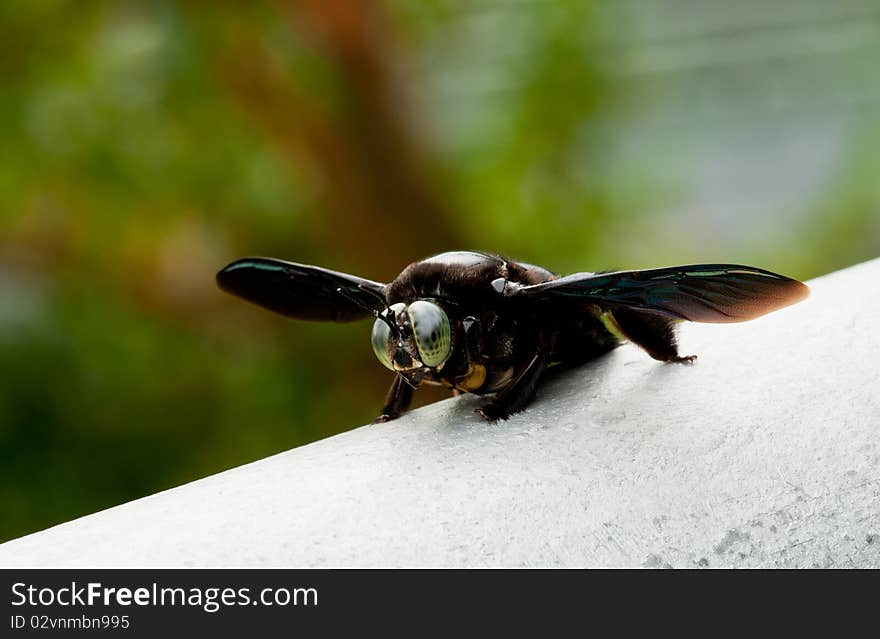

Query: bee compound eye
[[406, 300, 452, 368], [370, 317, 394, 371]]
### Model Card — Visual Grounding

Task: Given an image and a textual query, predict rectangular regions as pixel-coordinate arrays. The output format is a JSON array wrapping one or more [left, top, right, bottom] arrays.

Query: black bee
[[217, 251, 808, 422]]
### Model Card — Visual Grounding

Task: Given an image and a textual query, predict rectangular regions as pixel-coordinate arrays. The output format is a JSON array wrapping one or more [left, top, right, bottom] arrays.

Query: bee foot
[[372, 414, 395, 424], [475, 404, 508, 422], [670, 354, 697, 364]]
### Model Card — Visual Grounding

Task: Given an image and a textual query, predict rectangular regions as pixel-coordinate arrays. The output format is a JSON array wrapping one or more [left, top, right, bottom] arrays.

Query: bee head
[[371, 301, 452, 373]]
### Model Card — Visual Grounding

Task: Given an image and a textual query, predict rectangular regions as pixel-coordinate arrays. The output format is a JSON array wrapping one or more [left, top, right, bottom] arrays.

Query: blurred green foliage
[[1, 0, 878, 542]]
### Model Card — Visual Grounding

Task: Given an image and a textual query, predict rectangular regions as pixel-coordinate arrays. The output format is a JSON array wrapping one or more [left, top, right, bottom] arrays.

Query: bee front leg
[[476, 352, 547, 422], [373, 374, 416, 423]]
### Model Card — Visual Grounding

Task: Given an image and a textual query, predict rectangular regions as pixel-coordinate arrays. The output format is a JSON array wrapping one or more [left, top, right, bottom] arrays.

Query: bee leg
[[609, 308, 696, 364], [451, 315, 485, 398], [462, 316, 481, 360], [373, 374, 415, 423], [476, 352, 547, 422]]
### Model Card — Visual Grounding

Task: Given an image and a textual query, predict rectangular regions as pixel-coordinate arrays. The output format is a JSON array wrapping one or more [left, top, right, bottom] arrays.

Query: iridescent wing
[[217, 257, 387, 322], [511, 264, 808, 323]]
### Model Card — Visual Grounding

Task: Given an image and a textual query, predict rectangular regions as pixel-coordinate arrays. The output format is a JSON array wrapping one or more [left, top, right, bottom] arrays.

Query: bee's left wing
[[217, 257, 387, 322], [508, 264, 808, 323]]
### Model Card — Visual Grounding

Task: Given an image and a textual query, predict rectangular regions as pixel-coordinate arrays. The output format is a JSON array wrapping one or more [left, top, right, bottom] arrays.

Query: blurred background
[[1, 0, 879, 542]]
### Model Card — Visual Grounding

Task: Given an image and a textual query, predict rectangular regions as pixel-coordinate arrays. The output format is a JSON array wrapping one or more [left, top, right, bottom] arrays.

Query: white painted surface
[[1, 259, 879, 567]]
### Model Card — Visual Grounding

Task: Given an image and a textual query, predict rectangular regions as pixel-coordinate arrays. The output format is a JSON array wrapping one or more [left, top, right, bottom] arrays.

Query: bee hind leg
[[610, 308, 696, 364]]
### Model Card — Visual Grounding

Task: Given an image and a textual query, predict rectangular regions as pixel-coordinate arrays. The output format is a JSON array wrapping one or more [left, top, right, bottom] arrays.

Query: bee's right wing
[[509, 264, 809, 323], [217, 257, 387, 322]]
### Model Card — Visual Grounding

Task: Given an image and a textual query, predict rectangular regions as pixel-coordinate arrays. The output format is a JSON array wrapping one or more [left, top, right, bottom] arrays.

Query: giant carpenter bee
[[217, 251, 808, 422]]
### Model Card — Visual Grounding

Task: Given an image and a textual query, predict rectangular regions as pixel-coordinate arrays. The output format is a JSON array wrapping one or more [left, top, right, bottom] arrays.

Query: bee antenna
[[335, 286, 368, 312], [378, 310, 398, 337], [356, 285, 393, 314], [336, 286, 398, 337], [355, 285, 400, 336]]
